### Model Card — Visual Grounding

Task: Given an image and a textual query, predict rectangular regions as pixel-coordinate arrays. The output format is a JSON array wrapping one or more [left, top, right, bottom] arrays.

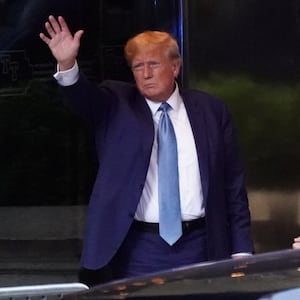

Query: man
[[40, 15, 254, 286]]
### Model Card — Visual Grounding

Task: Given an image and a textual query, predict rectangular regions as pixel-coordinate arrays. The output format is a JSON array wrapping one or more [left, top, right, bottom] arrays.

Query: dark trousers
[[79, 223, 207, 286], [110, 223, 207, 279]]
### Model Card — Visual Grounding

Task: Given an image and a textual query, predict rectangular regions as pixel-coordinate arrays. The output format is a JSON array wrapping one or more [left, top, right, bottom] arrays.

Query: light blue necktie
[[157, 102, 182, 245]]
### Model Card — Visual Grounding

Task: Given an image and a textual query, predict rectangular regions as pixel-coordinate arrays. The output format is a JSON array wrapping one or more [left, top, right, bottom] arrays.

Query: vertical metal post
[[178, 0, 190, 88]]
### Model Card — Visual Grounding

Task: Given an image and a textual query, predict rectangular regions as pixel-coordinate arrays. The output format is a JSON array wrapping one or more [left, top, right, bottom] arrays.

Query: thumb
[[74, 30, 84, 43]]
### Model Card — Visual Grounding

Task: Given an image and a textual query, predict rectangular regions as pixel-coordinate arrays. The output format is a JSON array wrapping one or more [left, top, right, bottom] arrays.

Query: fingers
[[40, 15, 70, 38], [39, 15, 84, 53], [292, 236, 300, 249], [57, 16, 71, 33], [39, 15, 58, 43], [46, 15, 64, 37], [48, 15, 63, 35], [293, 242, 300, 249], [39, 32, 50, 44]]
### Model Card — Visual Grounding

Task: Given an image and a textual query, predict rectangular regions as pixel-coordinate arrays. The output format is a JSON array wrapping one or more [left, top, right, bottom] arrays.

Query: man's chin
[[144, 94, 162, 102]]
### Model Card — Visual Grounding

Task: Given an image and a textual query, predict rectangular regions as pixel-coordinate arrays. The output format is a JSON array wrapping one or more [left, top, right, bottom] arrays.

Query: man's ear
[[173, 64, 180, 78], [172, 58, 181, 77]]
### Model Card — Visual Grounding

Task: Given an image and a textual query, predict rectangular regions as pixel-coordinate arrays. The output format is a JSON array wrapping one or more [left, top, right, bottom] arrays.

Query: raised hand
[[39, 15, 84, 71]]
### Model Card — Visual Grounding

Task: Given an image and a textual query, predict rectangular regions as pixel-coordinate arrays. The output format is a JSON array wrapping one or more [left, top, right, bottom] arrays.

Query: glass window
[[0, 0, 181, 285], [185, 0, 300, 253]]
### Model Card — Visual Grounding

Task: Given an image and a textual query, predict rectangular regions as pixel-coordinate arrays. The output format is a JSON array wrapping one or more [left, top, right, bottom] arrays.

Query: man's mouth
[[144, 83, 156, 89]]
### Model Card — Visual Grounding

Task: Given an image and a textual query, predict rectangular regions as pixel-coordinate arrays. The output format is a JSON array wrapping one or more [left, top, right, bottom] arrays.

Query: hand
[[39, 15, 84, 71], [292, 236, 300, 249]]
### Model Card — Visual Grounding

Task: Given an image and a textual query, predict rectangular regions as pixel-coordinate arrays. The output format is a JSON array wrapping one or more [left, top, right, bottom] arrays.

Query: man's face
[[131, 47, 180, 102]]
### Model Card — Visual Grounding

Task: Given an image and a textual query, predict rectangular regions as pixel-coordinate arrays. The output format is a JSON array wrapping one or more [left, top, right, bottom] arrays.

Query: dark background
[[0, 0, 299, 206], [0, 0, 181, 205], [187, 0, 300, 190]]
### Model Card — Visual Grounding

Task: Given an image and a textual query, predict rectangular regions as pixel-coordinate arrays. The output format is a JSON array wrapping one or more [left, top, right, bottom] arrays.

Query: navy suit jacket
[[62, 75, 254, 270]]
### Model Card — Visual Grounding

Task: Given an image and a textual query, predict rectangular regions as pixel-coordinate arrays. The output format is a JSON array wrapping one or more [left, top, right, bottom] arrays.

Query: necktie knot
[[159, 102, 171, 113]]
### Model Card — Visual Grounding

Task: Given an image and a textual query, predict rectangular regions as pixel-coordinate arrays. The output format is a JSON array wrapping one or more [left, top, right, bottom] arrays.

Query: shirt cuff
[[231, 253, 253, 258], [53, 61, 79, 86]]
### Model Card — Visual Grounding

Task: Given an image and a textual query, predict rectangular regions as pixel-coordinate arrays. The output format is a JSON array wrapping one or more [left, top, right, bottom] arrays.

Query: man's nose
[[143, 64, 153, 78]]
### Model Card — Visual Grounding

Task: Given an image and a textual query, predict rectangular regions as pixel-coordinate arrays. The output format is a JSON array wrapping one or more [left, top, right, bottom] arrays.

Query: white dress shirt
[[135, 83, 205, 222]]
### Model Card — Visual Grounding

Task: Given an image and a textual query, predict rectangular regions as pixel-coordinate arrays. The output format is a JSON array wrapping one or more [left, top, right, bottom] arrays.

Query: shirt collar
[[145, 82, 181, 116]]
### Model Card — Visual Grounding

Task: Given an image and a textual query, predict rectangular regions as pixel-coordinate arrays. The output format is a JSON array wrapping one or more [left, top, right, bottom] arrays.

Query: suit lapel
[[133, 92, 155, 163], [182, 91, 209, 205]]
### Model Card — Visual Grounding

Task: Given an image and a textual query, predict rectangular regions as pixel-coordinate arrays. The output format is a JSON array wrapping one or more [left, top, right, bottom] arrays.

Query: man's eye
[[132, 62, 160, 71], [149, 62, 160, 68], [132, 64, 143, 71]]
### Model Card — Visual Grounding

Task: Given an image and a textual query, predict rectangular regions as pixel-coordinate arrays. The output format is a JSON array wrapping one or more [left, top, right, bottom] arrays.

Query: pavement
[[0, 240, 81, 287]]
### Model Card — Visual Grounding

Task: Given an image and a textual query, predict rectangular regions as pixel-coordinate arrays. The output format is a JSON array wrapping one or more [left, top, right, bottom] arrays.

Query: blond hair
[[124, 31, 181, 66]]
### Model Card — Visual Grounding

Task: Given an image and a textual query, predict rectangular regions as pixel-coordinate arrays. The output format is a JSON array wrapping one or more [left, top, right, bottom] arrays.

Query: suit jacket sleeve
[[221, 104, 253, 254]]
